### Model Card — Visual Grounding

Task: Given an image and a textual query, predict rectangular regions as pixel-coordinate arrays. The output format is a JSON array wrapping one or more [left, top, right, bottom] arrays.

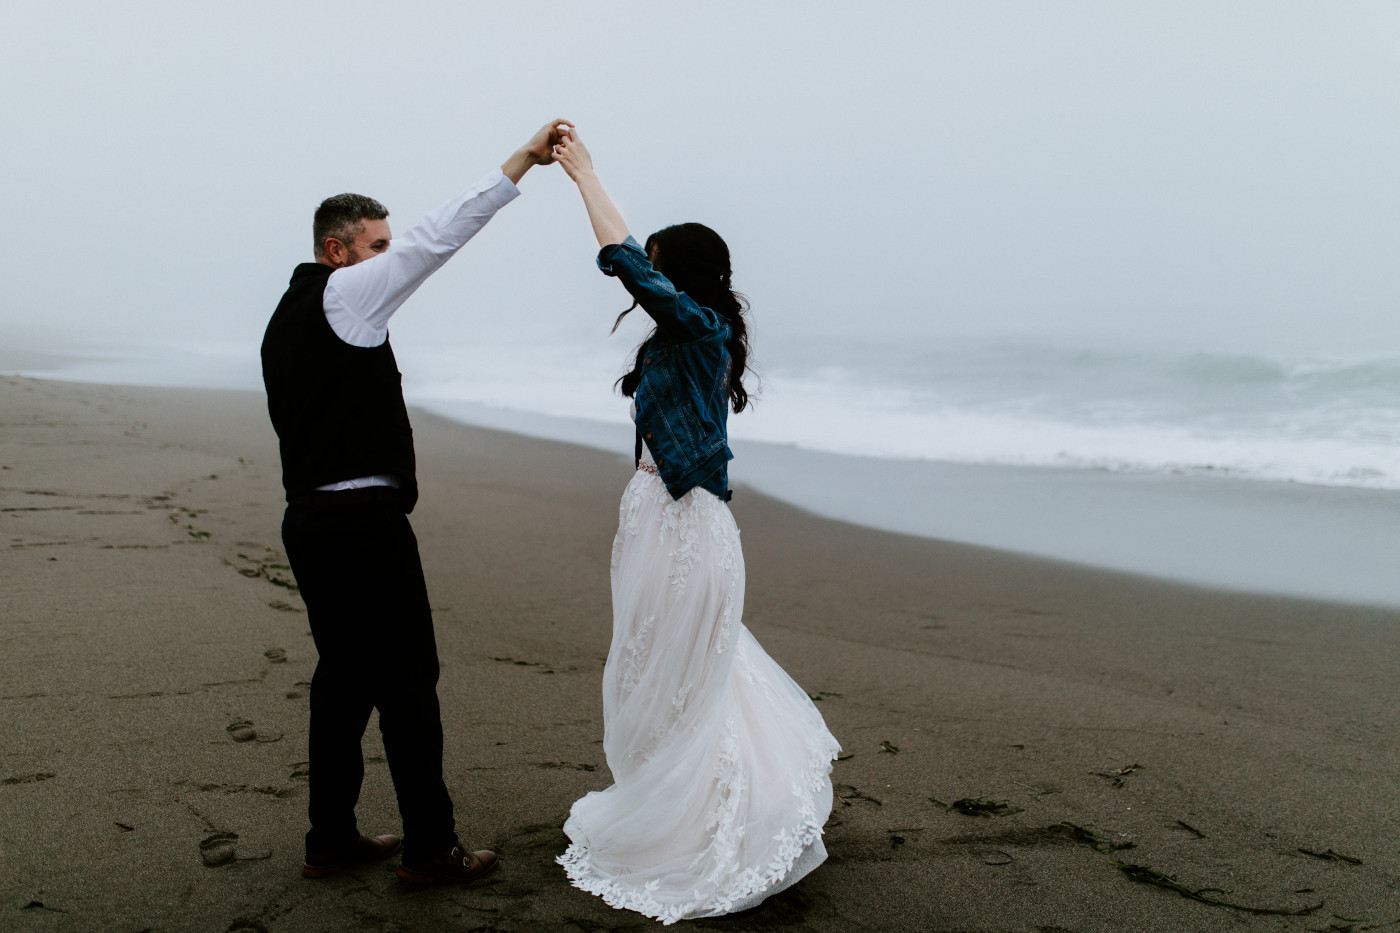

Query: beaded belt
[[288, 486, 401, 507], [637, 461, 659, 476]]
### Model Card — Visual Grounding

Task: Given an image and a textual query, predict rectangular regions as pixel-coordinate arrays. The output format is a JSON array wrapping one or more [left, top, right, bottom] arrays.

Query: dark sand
[[2, 375, 1397, 932]]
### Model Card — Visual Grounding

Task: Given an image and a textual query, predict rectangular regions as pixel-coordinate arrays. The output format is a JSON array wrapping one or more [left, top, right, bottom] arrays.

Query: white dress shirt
[[315, 168, 520, 491]]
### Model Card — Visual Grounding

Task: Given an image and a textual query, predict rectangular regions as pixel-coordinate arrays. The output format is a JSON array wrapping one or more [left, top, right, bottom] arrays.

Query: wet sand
[[2, 374, 1397, 932]]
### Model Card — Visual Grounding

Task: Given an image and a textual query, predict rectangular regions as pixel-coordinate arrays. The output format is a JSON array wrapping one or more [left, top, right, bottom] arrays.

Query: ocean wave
[[398, 339, 1400, 491], [723, 365, 1400, 489], [13, 336, 1398, 491]]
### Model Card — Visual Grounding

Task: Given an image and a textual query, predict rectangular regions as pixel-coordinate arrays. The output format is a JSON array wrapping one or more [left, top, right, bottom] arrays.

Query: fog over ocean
[[12, 331, 1399, 492]]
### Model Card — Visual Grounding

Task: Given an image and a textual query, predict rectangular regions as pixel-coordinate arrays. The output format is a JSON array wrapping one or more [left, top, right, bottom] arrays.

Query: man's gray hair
[[313, 193, 389, 258]]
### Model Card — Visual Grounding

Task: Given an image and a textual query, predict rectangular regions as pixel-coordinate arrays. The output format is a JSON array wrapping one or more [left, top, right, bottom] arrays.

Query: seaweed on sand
[[929, 797, 1024, 818], [1298, 848, 1363, 865], [1109, 861, 1324, 917], [1175, 820, 1206, 838], [1091, 763, 1143, 788]]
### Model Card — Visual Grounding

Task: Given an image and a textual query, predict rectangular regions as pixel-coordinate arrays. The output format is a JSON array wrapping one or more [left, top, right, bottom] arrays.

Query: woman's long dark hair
[[613, 223, 752, 413]]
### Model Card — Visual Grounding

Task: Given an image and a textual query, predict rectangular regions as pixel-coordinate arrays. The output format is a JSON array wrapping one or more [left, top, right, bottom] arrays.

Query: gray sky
[[3, 1, 1398, 364]]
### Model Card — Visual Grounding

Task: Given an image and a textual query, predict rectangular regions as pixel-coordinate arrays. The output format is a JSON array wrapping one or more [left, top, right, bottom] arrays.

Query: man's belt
[[288, 486, 401, 507]]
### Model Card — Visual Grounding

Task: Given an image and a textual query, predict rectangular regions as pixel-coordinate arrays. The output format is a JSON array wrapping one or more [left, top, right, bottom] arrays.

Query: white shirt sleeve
[[322, 168, 521, 348]]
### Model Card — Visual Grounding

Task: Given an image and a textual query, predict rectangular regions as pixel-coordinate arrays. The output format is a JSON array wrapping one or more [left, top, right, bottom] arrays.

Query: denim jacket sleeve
[[597, 236, 727, 342]]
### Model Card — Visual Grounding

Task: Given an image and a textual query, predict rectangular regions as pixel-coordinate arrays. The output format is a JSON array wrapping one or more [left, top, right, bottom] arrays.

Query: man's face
[[331, 218, 392, 267]]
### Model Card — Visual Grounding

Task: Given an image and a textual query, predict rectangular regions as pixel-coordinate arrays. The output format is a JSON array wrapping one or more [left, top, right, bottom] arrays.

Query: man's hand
[[502, 119, 574, 184], [524, 119, 574, 165]]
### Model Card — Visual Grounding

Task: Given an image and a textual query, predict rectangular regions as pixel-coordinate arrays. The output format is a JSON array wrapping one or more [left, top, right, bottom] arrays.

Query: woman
[[551, 128, 841, 925]]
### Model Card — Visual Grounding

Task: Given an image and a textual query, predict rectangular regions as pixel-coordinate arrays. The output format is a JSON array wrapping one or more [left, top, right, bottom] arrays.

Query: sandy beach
[[2, 373, 1398, 933]]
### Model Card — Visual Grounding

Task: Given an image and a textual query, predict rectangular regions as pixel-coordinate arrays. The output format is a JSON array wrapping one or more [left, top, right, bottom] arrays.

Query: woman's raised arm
[[553, 129, 631, 248]]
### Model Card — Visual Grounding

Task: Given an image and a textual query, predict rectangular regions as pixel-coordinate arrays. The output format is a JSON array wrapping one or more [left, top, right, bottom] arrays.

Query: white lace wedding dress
[[558, 442, 841, 924]]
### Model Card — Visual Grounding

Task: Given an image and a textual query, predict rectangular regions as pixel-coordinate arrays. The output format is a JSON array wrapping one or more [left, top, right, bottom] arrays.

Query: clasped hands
[[502, 119, 595, 184], [505, 118, 630, 247]]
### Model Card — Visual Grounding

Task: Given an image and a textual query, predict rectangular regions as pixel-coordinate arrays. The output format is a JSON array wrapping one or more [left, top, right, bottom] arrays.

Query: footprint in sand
[[2, 772, 56, 786], [200, 832, 239, 867], [227, 721, 283, 744], [20, 900, 66, 914], [199, 832, 272, 867], [227, 921, 270, 933], [536, 761, 597, 772], [227, 721, 257, 742], [834, 783, 883, 807]]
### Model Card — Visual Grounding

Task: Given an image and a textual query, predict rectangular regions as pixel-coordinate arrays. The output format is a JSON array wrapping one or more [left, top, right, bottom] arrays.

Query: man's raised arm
[[325, 119, 573, 348]]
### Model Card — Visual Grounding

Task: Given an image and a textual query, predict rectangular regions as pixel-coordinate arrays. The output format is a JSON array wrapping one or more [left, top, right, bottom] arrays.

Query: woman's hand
[[553, 128, 595, 182], [555, 128, 629, 247]]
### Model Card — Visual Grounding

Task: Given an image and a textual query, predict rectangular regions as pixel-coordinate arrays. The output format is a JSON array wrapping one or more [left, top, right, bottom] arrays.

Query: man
[[261, 118, 571, 884]]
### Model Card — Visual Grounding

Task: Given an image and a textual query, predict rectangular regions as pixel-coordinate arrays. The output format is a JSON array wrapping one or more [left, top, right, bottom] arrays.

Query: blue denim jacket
[[598, 236, 733, 502]]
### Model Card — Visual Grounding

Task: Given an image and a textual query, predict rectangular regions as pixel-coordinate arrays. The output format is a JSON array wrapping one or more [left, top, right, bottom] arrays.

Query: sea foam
[[399, 338, 1400, 491]]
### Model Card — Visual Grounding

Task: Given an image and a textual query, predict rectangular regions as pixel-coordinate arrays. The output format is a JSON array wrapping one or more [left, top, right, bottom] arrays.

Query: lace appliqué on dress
[[558, 723, 838, 925], [617, 614, 654, 699]]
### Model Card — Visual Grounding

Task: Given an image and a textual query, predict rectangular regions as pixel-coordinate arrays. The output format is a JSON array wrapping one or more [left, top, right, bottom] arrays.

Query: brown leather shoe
[[302, 832, 403, 878], [396, 844, 499, 886]]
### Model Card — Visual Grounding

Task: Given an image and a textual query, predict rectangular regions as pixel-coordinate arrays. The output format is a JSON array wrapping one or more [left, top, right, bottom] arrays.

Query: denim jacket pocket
[[640, 354, 677, 402]]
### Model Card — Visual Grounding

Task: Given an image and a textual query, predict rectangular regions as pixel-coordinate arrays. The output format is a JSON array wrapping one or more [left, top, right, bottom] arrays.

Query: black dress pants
[[282, 498, 456, 862]]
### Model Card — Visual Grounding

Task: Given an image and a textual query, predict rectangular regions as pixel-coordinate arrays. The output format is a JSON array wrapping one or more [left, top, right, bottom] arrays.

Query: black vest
[[261, 263, 418, 512]]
